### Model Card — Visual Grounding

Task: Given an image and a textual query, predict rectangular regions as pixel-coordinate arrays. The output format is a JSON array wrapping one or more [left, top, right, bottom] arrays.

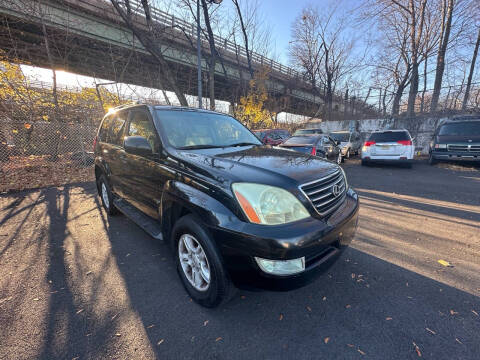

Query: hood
[[174, 145, 338, 189], [437, 134, 480, 143]]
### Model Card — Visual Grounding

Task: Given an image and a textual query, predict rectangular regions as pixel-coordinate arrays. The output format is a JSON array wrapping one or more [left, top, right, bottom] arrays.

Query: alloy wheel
[[178, 234, 211, 291], [101, 182, 110, 209]]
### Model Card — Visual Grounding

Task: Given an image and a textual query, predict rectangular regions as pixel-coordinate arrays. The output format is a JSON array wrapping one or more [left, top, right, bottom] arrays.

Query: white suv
[[361, 129, 414, 168]]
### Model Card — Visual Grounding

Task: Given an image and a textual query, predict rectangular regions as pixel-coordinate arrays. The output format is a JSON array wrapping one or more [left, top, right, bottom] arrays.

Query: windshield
[[330, 132, 350, 142], [294, 129, 322, 136], [369, 131, 410, 142], [438, 122, 480, 136], [283, 136, 317, 145], [155, 110, 261, 149]]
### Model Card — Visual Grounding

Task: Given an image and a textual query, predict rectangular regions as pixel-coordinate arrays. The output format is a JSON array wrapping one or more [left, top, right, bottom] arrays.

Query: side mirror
[[334, 140, 341, 145], [124, 136, 153, 156]]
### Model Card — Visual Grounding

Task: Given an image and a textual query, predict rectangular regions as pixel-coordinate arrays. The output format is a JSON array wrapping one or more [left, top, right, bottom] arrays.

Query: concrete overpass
[[0, 0, 376, 117]]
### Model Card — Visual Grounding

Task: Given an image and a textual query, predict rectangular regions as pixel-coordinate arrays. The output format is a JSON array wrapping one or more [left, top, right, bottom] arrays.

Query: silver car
[[330, 131, 362, 159]]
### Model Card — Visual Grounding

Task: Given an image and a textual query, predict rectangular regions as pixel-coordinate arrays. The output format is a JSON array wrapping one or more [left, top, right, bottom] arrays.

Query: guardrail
[[124, 0, 301, 79]]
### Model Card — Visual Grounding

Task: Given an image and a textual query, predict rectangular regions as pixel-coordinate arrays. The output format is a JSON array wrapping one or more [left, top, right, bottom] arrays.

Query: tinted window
[[154, 110, 261, 149], [369, 131, 410, 142], [330, 132, 350, 142], [128, 110, 158, 150], [274, 130, 290, 138], [98, 115, 113, 142], [294, 129, 322, 136], [283, 136, 317, 145], [254, 131, 266, 140], [438, 122, 480, 136], [109, 112, 126, 146]]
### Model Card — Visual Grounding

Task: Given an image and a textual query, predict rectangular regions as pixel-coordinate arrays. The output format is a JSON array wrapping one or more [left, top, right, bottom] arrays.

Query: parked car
[[329, 131, 362, 159], [94, 104, 359, 307], [253, 129, 290, 145], [280, 135, 343, 164], [293, 128, 323, 136], [429, 117, 480, 165], [361, 129, 414, 168]]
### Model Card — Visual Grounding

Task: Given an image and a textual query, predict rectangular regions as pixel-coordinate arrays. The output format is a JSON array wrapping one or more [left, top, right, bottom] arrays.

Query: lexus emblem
[[332, 184, 341, 197]]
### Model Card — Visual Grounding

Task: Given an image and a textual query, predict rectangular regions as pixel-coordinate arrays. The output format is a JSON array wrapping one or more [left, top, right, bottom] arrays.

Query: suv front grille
[[300, 169, 347, 216], [447, 144, 480, 152], [447, 144, 468, 152]]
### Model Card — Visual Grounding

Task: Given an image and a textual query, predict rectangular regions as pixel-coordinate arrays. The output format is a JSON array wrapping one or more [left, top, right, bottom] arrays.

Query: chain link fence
[[0, 120, 97, 193]]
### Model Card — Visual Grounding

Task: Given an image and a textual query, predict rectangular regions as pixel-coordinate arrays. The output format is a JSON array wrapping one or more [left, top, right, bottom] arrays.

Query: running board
[[113, 198, 163, 241]]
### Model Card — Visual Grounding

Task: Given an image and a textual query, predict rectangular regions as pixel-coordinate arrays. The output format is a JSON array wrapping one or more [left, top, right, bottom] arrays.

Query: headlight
[[232, 183, 310, 225], [434, 143, 447, 149]]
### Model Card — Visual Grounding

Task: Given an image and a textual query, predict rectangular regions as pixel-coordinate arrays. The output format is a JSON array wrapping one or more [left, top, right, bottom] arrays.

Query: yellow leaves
[[42, 115, 49, 121], [24, 123, 31, 129], [323, 337, 330, 344], [12, 129, 18, 134], [437, 259, 453, 267]]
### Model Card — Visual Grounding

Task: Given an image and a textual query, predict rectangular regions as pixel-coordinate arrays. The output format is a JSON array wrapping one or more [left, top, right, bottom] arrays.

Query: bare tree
[[110, 0, 188, 106], [462, 26, 480, 110]]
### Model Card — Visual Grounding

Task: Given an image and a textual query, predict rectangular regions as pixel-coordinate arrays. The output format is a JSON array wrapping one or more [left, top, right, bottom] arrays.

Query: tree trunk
[[201, 0, 217, 110], [430, 0, 454, 112], [420, 56, 428, 112], [392, 86, 404, 116], [462, 27, 480, 111], [232, 0, 254, 79]]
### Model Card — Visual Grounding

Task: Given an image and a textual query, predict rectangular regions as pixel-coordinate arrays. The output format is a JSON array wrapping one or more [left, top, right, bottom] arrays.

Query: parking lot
[[0, 158, 479, 360]]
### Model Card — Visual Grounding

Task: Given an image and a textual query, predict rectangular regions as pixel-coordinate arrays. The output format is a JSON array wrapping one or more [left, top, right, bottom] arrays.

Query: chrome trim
[[299, 168, 347, 217]]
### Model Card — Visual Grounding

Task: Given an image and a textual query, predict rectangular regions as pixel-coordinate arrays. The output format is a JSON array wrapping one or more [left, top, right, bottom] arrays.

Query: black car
[[429, 118, 480, 165], [94, 105, 359, 307], [280, 135, 343, 164]]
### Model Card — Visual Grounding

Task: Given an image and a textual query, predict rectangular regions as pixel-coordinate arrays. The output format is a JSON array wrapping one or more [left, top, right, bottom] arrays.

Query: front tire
[[172, 214, 235, 308], [337, 152, 343, 164], [346, 149, 351, 159], [97, 174, 118, 215], [428, 153, 437, 165]]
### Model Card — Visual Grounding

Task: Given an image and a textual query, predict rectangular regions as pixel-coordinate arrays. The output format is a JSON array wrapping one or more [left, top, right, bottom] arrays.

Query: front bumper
[[209, 188, 359, 291], [431, 151, 480, 162]]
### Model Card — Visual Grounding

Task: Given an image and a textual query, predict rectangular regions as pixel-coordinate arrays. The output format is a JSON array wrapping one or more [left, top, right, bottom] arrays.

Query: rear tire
[[172, 214, 235, 308], [97, 174, 119, 216]]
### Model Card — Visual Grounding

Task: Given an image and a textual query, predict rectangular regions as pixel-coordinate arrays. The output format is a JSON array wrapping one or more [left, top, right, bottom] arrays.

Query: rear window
[[438, 122, 480, 136], [294, 129, 322, 135], [274, 130, 290, 138], [368, 131, 410, 142], [283, 136, 316, 145]]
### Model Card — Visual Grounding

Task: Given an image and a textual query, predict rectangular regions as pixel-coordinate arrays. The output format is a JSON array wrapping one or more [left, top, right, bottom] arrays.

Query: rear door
[[370, 131, 411, 156], [122, 108, 163, 218]]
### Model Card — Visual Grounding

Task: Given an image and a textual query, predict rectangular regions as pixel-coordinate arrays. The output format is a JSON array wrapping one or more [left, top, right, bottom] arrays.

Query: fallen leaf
[[115, 333, 121, 337], [438, 259, 453, 267], [386, 317, 393, 321], [324, 337, 330, 344], [455, 338, 463, 344], [215, 337, 222, 342], [157, 339, 164, 345], [322, 296, 327, 301], [86, 271, 93, 275], [279, 314, 283, 321], [306, 306, 312, 312], [347, 344, 354, 348], [204, 320, 209, 326], [345, 304, 351, 309], [351, 273, 356, 279], [426, 328, 436, 335], [472, 310, 478, 316], [413, 342, 421, 357], [33, 298, 39, 301], [147, 324, 155, 329], [126, 253, 130, 257], [450, 310, 458, 315], [358, 349, 366, 355], [111, 313, 119, 320], [76, 309, 84, 315]]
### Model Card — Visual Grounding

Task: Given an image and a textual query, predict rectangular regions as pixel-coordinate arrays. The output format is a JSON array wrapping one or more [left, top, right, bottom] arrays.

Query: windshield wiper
[[223, 142, 259, 147], [177, 144, 224, 150]]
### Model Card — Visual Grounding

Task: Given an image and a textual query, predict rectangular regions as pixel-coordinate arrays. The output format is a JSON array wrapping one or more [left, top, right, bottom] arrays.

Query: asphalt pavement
[[0, 159, 479, 360]]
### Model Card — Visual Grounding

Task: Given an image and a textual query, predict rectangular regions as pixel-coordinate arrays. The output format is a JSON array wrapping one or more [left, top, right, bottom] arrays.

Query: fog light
[[254, 257, 305, 275]]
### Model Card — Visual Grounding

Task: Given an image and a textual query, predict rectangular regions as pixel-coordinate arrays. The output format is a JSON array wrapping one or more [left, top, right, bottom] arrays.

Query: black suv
[[429, 117, 480, 165], [94, 105, 359, 307]]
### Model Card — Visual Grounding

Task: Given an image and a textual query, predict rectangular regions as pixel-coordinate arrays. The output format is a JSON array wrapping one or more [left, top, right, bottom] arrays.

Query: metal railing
[[122, 0, 301, 79]]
